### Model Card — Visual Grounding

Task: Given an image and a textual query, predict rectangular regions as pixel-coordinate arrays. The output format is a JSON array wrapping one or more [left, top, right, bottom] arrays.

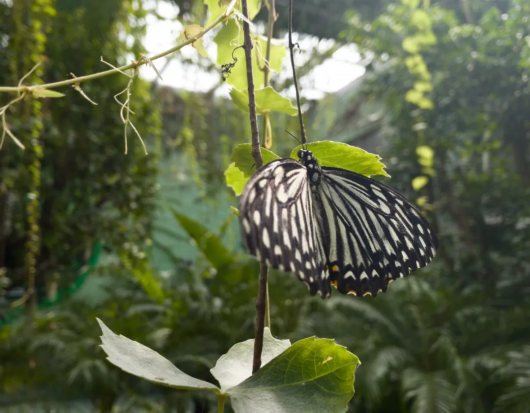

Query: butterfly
[[238, 145, 438, 298]]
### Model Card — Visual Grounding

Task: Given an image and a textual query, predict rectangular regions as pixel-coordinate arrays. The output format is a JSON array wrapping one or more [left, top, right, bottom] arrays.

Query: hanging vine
[[10, 0, 55, 314]]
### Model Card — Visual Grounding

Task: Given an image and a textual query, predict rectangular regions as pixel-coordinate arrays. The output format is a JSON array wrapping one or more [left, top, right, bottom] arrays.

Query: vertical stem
[[265, 281, 270, 329], [217, 394, 227, 413], [253, 263, 268, 373], [288, 0, 307, 144], [240, 0, 268, 374], [241, 0, 261, 169]]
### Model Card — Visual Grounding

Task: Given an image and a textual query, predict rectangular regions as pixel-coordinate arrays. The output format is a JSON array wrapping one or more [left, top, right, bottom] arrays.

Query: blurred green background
[[1, 0, 530, 411]]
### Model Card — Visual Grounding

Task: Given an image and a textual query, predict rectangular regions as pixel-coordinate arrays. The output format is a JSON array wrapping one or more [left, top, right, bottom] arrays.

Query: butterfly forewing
[[314, 167, 438, 296], [239, 159, 331, 296]]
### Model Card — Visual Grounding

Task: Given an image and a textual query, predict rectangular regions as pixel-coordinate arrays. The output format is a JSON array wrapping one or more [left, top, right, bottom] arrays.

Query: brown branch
[[241, 0, 262, 169], [288, 0, 307, 144], [240, 0, 268, 374]]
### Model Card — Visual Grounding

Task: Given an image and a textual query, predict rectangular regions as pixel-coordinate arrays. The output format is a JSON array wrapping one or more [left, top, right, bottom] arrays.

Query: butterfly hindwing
[[314, 167, 438, 297], [239, 159, 331, 296]]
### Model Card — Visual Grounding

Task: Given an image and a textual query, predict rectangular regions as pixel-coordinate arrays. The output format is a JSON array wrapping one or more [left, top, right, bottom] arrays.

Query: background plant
[[1, 0, 529, 412]]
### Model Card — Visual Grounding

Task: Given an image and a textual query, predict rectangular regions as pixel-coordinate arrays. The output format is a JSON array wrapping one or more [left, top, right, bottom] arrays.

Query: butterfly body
[[239, 148, 438, 298]]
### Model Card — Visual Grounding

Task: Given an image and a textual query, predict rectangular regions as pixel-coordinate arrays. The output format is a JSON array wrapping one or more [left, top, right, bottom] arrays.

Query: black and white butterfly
[[239, 146, 438, 298]]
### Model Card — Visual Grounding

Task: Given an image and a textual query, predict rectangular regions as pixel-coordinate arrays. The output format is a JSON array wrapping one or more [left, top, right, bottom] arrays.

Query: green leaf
[[290, 141, 390, 178], [215, 20, 285, 90], [210, 327, 291, 392], [172, 210, 234, 269], [416, 145, 434, 160], [228, 337, 360, 413], [230, 206, 240, 217], [119, 251, 165, 303], [205, 0, 262, 26], [31, 88, 65, 98], [230, 87, 298, 115], [224, 144, 280, 195], [97, 318, 220, 393], [412, 176, 429, 190]]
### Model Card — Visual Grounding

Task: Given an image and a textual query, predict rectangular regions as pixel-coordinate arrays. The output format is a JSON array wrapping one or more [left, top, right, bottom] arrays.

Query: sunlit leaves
[[215, 19, 286, 90], [179, 24, 209, 58], [230, 87, 298, 115], [412, 176, 428, 191], [416, 145, 434, 167], [224, 141, 389, 196], [290, 141, 390, 178]]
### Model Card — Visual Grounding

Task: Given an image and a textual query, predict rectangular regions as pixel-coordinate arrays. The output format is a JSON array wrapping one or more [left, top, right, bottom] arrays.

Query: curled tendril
[[221, 45, 244, 81]]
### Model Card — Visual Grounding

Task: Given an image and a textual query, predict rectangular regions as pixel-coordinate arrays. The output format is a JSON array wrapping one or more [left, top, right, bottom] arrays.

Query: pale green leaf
[[416, 145, 434, 167], [230, 206, 240, 217], [230, 87, 298, 115], [211, 327, 291, 392], [410, 10, 432, 30], [289, 141, 390, 178], [225, 162, 248, 196], [97, 318, 219, 393], [228, 337, 360, 413], [412, 176, 429, 191], [31, 88, 65, 98], [224, 144, 280, 195]]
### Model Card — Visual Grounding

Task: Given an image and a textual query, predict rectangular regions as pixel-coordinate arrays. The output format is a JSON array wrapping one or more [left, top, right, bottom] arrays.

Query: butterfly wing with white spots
[[239, 149, 438, 299], [239, 159, 331, 296]]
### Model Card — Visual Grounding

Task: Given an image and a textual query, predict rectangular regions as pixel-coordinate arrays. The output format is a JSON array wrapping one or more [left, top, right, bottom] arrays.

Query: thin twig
[[0, 0, 238, 94], [288, 0, 307, 144], [0, 93, 27, 149]]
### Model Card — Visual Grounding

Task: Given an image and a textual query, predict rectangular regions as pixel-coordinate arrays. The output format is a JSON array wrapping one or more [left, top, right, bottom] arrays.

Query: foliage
[[2, 0, 529, 411], [0, 0, 160, 318], [99, 318, 359, 412]]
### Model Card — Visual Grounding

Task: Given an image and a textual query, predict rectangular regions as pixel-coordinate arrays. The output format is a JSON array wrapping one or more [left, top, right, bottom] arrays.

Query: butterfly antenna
[[285, 130, 304, 147], [288, 0, 307, 145]]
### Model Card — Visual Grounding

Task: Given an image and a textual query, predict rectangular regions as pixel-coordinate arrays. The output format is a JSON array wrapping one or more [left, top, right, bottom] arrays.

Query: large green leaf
[[97, 319, 220, 393], [215, 19, 286, 90], [224, 144, 280, 195], [172, 210, 234, 269], [290, 141, 390, 178], [210, 327, 291, 392], [228, 337, 360, 413], [230, 87, 298, 116]]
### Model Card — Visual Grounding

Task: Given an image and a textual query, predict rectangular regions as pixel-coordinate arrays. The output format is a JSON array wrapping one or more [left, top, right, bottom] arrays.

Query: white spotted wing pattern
[[238, 149, 438, 298]]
